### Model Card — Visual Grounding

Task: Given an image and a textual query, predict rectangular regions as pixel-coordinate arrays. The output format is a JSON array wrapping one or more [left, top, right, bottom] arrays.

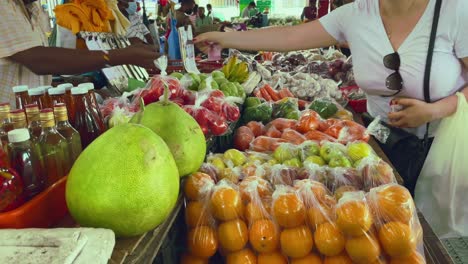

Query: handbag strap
[[422, 0, 442, 146]]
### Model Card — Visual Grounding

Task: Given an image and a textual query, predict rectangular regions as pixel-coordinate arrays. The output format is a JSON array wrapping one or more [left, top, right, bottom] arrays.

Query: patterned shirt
[[0, 0, 51, 106], [126, 13, 150, 43]]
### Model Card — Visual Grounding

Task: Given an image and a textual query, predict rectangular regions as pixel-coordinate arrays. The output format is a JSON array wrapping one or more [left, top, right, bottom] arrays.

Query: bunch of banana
[[222, 56, 250, 83]]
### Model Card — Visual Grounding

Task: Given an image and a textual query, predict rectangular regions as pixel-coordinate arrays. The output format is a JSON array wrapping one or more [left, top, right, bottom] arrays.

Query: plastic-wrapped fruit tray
[[0, 177, 68, 228]]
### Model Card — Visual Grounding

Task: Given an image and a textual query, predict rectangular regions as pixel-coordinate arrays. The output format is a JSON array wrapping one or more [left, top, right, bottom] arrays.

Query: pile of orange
[[181, 169, 425, 264]]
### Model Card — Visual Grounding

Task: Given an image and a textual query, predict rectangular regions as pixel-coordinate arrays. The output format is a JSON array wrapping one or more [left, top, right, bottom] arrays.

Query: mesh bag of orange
[[181, 172, 218, 264]]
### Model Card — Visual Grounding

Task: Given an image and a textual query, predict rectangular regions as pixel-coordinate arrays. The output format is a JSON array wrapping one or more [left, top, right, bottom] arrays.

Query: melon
[[130, 99, 206, 177], [66, 124, 179, 237]]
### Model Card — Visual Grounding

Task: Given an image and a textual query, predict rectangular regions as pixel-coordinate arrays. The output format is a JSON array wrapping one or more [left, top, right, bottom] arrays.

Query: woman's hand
[[388, 98, 436, 128], [194, 32, 224, 54]]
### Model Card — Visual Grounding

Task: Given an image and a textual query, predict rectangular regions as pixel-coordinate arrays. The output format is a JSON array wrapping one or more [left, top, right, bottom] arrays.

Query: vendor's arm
[[388, 58, 468, 128], [10, 44, 159, 75]]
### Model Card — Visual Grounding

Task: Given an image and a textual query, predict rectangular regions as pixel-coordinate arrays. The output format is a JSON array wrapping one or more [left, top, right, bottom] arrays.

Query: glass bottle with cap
[[54, 103, 82, 164], [77, 82, 105, 132], [10, 109, 28, 129], [48, 87, 66, 107], [12, 85, 30, 109], [0, 103, 14, 152], [24, 104, 42, 142], [7, 128, 45, 200], [37, 85, 53, 109], [39, 109, 71, 186], [57, 83, 74, 118], [71, 87, 104, 149], [27, 87, 47, 109]]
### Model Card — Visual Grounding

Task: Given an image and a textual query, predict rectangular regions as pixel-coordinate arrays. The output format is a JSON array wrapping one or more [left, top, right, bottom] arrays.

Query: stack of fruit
[[181, 170, 425, 264]]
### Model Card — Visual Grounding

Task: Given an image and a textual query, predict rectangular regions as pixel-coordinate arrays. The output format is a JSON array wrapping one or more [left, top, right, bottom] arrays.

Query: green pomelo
[[66, 124, 179, 237], [130, 101, 206, 177]]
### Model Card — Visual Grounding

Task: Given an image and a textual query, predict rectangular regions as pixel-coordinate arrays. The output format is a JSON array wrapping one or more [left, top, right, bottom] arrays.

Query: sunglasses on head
[[382, 52, 403, 97]]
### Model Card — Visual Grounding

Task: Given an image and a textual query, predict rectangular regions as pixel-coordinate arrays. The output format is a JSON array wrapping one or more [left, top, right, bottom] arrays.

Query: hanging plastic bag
[[415, 92, 468, 238]]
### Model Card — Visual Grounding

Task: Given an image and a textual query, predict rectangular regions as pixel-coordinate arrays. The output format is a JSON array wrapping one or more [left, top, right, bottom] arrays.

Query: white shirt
[[320, 0, 468, 138]]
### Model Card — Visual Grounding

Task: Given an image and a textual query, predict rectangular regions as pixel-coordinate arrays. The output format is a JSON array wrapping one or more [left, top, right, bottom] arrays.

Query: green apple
[[328, 155, 353, 168], [214, 77, 228, 86], [273, 144, 300, 163], [347, 141, 373, 162], [223, 149, 246, 166], [283, 158, 302, 168], [300, 142, 320, 160], [305, 155, 326, 166], [210, 157, 226, 171], [199, 73, 208, 82], [170, 72, 184, 80], [212, 70, 225, 79], [319, 143, 344, 162]]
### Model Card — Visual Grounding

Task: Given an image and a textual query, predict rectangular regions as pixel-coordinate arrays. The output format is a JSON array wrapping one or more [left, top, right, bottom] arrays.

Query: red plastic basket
[[0, 177, 68, 229], [341, 85, 367, 113]]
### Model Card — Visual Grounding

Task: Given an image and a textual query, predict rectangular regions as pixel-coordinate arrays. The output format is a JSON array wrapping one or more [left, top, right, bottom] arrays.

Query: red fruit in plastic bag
[[202, 96, 223, 113], [209, 115, 229, 136], [269, 118, 297, 132], [223, 103, 240, 122], [265, 126, 282, 138], [250, 136, 287, 152], [210, 90, 225, 98], [318, 119, 341, 132], [304, 130, 337, 143], [246, 121, 265, 137], [234, 126, 255, 151], [281, 129, 307, 145], [297, 110, 322, 133]]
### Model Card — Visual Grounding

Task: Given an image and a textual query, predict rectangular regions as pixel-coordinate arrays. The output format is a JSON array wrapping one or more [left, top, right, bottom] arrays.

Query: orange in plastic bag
[[250, 219, 280, 253], [258, 251, 288, 264], [371, 184, 414, 224], [280, 225, 314, 258], [378, 221, 418, 258], [281, 129, 307, 145], [187, 226, 218, 258], [185, 200, 212, 228], [218, 219, 249, 252], [296, 110, 322, 133], [246, 121, 265, 137], [180, 253, 209, 264], [210, 182, 244, 221], [345, 233, 381, 263], [272, 187, 306, 228], [335, 192, 373, 237], [234, 126, 255, 151], [314, 222, 346, 257], [290, 253, 322, 264], [226, 248, 257, 264], [323, 253, 353, 264], [184, 172, 215, 201]]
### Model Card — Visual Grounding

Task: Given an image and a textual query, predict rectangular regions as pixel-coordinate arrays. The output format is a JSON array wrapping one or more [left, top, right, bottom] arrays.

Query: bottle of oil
[[7, 128, 44, 200], [10, 109, 27, 129], [48, 87, 66, 107], [0, 103, 14, 152], [58, 83, 74, 121], [78, 83, 106, 132], [71, 87, 104, 149], [12, 85, 30, 110], [54, 103, 82, 165], [25, 104, 42, 142], [39, 109, 70, 186], [28, 87, 47, 109]]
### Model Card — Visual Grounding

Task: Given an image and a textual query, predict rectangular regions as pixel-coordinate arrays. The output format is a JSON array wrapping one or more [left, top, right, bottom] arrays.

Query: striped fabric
[[126, 13, 150, 43], [0, 0, 51, 106]]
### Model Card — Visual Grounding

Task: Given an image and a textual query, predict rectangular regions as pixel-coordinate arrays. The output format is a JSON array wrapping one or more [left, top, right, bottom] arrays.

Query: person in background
[[196, 7, 212, 28], [206, 4, 213, 19], [118, 0, 154, 45], [301, 0, 318, 22], [189, 4, 199, 29], [175, 0, 196, 28], [242, 2, 257, 18], [1, 0, 158, 105]]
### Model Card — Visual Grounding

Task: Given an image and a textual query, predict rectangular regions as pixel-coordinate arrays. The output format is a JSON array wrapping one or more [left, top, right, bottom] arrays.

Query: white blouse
[[320, 0, 468, 138]]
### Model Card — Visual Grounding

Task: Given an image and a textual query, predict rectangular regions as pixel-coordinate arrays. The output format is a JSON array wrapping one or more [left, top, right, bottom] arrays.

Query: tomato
[[304, 130, 337, 143], [246, 121, 265, 137], [318, 118, 341, 132], [234, 126, 255, 151], [251, 136, 287, 152], [202, 96, 223, 114], [281, 129, 307, 145], [264, 125, 282, 138], [222, 103, 240, 122], [269, 118, 297, 132], [296, 110, 322, 133]]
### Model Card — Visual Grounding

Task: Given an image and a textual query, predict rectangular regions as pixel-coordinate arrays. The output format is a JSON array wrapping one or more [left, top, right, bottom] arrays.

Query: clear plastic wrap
[[368, 184, 425, 263], [250, 136, 287, 152], [355, 156, 397, 191], [268, 164, 299, 186]]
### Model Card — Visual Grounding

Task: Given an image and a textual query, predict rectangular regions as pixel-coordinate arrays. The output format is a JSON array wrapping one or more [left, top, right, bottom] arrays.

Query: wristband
[[102, 50, 111, 68]]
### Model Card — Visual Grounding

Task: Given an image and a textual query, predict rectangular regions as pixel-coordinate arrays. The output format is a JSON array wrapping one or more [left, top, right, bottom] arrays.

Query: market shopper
[[117, 0, 154, 45], [175, 0, 196, 28], [195, 0, 468, 194], [301, 0, 319, 22], [241, 2, 258, 18], [196, 7, 213, 28], [1, 0, 158, 105]]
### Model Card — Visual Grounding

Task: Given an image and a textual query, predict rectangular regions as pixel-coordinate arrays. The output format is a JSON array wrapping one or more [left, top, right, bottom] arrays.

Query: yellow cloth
[[54, 0, 115, 34], [105, 0, 130, 35]]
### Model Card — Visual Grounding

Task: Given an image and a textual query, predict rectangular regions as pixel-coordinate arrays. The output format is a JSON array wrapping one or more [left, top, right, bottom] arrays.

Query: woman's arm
[[194, 20, 337, 52], [388, 57, 468, 128]]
